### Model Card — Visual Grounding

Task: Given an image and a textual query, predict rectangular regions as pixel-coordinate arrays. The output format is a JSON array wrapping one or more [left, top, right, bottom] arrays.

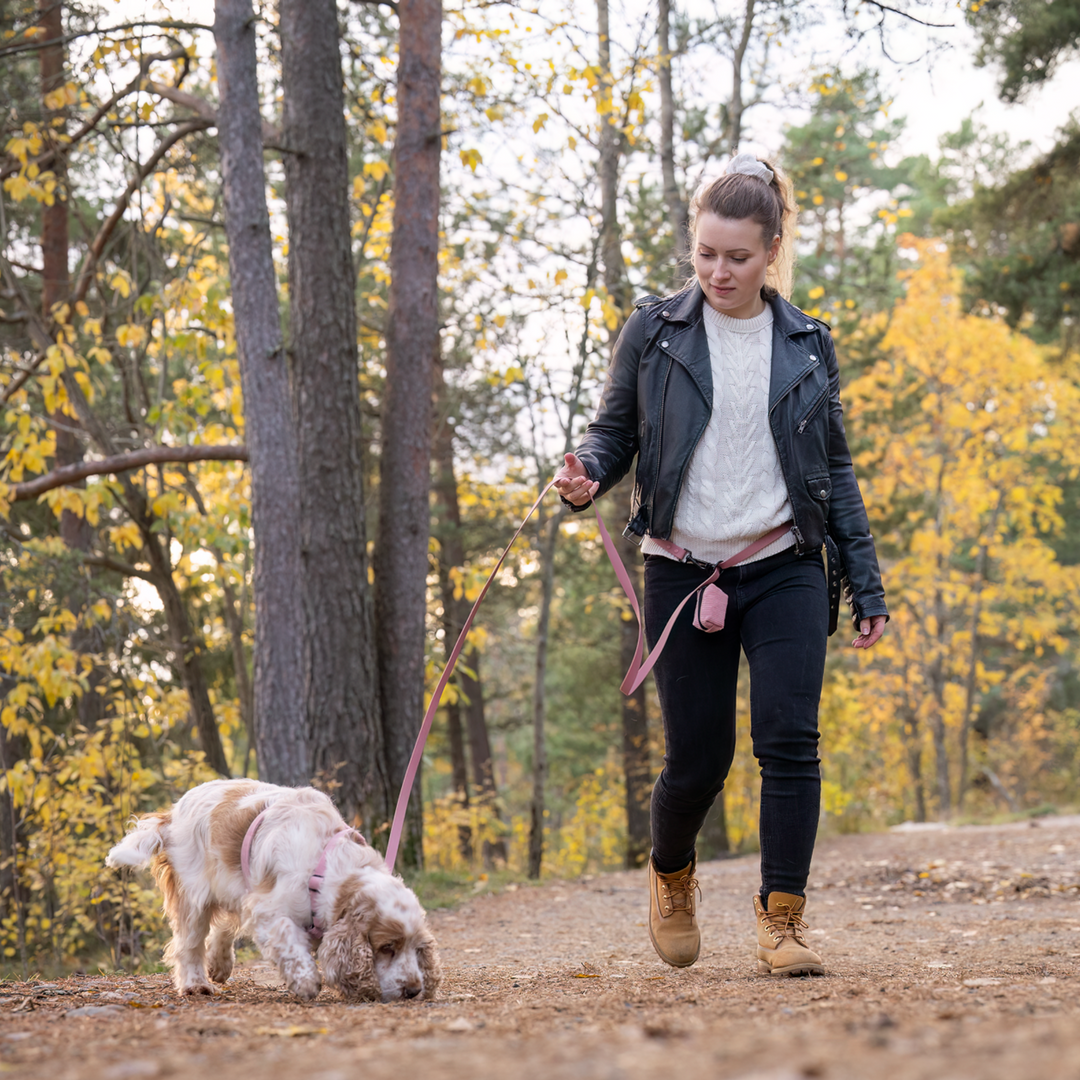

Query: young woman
[[554, 154, 887, 976]]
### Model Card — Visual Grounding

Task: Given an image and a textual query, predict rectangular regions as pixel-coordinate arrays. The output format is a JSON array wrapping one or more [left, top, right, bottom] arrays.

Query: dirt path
[[6, 817, 1080, 1080]]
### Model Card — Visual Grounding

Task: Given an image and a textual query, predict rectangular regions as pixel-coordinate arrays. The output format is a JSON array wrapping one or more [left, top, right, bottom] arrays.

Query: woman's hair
[[687, 158, 797, 300]]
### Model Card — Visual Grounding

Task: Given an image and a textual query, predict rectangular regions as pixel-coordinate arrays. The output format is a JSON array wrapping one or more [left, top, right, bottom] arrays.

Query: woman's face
[[693, 213, 779, 319]]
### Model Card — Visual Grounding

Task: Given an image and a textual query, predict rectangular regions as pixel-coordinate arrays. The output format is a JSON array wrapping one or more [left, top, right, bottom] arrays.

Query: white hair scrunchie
[[724, 152, 774, 185]]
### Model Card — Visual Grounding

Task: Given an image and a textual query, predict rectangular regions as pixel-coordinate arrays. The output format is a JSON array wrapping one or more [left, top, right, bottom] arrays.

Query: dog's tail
[[105, 811, 170, 869]]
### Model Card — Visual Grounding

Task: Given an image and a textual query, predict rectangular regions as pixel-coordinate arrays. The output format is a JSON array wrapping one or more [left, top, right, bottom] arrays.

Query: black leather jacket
[[570, 284, 888, 625]]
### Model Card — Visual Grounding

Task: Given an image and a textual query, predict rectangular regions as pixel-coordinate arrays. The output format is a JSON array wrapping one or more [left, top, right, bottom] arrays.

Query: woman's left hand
[[852, 615, 886, 650]]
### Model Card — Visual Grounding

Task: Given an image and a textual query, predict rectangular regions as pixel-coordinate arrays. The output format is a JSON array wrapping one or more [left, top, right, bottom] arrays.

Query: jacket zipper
[[796, 385, 829, 434], [649, 356, 672, 516]]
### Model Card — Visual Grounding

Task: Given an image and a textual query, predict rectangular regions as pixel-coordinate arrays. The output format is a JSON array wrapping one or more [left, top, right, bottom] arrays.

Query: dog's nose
[[402, 985, 421, 1000]]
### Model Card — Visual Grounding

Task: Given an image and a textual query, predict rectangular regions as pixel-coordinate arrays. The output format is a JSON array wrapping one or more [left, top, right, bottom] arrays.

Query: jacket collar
[[653, 284, 820, 339], [651, 286, 824, 412]]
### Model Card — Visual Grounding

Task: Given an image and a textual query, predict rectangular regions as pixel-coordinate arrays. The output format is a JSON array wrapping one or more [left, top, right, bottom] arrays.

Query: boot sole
[[648, 922, 700, 968], [757, 960, 825, 976]]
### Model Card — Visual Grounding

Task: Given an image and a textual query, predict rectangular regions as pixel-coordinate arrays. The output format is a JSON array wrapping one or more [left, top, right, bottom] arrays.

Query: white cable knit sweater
[[641, 303, 795, 566]]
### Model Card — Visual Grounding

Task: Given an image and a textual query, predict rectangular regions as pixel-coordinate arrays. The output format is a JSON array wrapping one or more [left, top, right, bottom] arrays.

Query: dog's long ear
[[318, 911, 380, 1001], [416, 930, 442, 1000]]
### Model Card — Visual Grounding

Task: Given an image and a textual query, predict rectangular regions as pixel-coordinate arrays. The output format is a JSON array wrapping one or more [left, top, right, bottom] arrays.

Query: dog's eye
[[378, 944, 396, 956]]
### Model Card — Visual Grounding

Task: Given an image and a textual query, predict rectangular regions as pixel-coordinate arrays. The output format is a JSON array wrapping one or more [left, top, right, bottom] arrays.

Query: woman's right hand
[[553, 452, 599, 507]]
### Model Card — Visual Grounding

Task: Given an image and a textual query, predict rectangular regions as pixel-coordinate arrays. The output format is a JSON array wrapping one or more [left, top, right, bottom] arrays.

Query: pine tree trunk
[[432, 372, 505, 864], [374, 0, 443, 869], [432, 398, 472, 862], [726, 0, 756, 153], [528, 503, 562, 879], [598, 0, 655, 869], [463, 648, 506, 865], [139, 525, 231, 777], [612, 479, 652, 867], [215, 0, 306, 784], [280, 0, 386, 826], [657, 0, 688, 280]]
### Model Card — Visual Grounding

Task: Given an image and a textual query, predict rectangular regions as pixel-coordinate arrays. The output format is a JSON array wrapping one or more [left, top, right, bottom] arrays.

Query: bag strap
[[597, 520, 794, 696]]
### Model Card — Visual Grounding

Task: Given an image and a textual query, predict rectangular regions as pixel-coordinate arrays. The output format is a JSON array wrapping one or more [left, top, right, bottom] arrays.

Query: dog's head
[[318, 873, 442, 1003]]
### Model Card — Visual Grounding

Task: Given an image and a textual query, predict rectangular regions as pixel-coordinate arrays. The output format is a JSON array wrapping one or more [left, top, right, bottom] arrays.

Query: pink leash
[[383, 479, 793, 872]]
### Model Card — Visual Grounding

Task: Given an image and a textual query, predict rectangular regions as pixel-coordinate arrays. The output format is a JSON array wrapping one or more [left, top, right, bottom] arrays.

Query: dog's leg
[[163, 893, 214, 995], [206, 908, 240, 985], [253, 913, 321, 1002]]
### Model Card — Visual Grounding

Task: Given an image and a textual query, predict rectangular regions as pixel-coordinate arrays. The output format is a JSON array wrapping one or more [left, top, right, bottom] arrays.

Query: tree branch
[[0, 21, 213, 61], [857, 0, 952, 28], [143, 80, 283, 146], [82, 554, 157, 582], [8, 444, 249, 501], [72, 118, 213, 306]]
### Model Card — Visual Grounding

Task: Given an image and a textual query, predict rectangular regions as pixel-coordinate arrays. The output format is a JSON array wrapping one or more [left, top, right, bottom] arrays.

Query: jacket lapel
[[654, 289, 823, 412], [653, 285, 711, 407], [768, 296, 822, 411]]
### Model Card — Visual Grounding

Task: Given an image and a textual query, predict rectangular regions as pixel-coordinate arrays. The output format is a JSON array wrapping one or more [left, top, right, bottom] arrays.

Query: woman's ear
[[768, 233, 781, 264]]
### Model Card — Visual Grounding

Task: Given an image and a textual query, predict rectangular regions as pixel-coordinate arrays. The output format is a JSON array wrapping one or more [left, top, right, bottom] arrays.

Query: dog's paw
[[180, 982, 214, 996], [207, 959, 233, 984], [287, 972, 322, 1002]]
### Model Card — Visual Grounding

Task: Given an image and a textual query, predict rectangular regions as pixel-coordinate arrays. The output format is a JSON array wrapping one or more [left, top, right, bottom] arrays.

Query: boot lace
[[661, 874, 701, 915], [760, 904, 809, 945]]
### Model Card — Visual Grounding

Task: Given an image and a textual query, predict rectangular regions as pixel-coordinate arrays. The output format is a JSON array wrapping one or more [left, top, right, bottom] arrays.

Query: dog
[[106, 779, 441, 1002]]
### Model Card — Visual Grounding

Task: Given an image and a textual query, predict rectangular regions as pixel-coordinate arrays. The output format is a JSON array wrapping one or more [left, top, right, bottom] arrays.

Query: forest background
[[0, 0, 1078, 976]]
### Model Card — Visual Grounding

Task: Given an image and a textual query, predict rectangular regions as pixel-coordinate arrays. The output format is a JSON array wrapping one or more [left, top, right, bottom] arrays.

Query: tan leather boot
[[754, 892, 824, 976], [647, 858, 701, 967]]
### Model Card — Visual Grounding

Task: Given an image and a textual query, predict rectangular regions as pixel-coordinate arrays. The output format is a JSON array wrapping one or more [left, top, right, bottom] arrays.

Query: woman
[[554, 154, 887, 976]]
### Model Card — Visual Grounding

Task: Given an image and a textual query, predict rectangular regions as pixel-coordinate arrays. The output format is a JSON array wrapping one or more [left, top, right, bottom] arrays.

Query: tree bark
[[612, 479, 651, 867], [280, 0, 386, 827], [432, 371, 505, 864], [220, 574, 255, 776], [726, 0, 756, 153], [598, 0, 654, 868], [463, 648, 506, 864], [39, 0, 104, 737], [39, 0, 87, 552], [528, 501, 562, 879], [902, 707, 927, 823], [957, 494, 1002, 810], [374, 0, 443, 869], [657, 0, 688, 281], [215, 0, 306, 785], [432, 398, 472, 862]]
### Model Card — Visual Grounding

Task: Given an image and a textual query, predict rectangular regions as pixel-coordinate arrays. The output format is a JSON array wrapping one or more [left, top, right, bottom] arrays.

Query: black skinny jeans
[[644, 546, 828, 902]]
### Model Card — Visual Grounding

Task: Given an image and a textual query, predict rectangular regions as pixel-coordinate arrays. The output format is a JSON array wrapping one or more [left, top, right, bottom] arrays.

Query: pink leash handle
[[384, 479, 560, 872]]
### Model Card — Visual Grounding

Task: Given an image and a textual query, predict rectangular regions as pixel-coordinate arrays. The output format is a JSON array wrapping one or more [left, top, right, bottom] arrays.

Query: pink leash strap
[[384, 479, 560, 872], [383, 477, 794, 872]]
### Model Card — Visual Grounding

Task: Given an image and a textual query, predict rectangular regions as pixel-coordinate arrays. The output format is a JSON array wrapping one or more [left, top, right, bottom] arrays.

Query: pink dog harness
[[240, 809, 365, 940]]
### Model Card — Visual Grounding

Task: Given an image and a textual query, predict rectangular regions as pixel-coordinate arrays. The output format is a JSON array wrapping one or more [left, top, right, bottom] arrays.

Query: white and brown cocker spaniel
[[106, 779, 441, 1002]]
